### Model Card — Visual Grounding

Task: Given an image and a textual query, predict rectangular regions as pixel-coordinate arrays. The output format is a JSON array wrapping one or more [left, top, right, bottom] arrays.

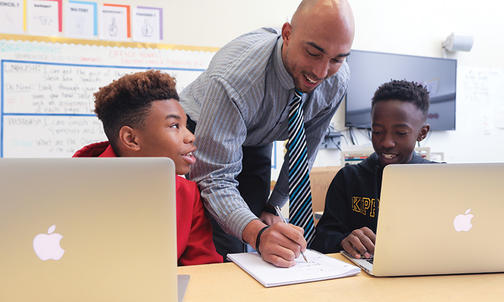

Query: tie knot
[[289, 89, 303, 108]]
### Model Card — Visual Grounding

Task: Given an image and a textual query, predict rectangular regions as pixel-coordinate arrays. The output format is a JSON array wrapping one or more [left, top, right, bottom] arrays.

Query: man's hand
[[259, 211, 282, 225], [341, 227, 376, 259], [242, 219, 306, 268]]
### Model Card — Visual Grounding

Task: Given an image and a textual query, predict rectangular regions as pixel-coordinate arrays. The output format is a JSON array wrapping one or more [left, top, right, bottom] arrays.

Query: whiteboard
[[0, 37, 216, 157]]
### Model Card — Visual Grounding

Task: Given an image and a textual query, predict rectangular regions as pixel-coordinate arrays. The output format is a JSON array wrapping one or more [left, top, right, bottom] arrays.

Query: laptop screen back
[[0, 158, 177, 302], [373, 163, 504, 276]]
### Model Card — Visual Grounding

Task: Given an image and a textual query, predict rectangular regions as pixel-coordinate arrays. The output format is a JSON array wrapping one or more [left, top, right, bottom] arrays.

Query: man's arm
[[189, 78, 308, 267], [189, 78, 255, 239]]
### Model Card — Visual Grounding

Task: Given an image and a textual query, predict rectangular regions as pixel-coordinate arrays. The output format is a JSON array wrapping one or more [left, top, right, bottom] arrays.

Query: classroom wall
[[147, 0, 504, 164], [330, 0, 504, 164]]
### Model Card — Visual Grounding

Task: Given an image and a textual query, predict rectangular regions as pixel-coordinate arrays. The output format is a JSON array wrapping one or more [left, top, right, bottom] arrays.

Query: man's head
[[94, 70, 196, 174], [281, 0, 355, 93], [371, 80, 430, 167]]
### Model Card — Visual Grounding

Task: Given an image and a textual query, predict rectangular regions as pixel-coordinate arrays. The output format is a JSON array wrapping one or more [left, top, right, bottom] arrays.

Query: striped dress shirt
[[179, 27, 350, 240]]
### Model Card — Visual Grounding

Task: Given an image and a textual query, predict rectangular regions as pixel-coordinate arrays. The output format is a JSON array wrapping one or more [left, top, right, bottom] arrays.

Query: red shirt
[[73, 142, 222, 265]]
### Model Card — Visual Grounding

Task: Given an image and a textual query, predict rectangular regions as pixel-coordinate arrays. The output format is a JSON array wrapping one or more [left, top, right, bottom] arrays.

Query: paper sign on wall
[[132, 6, 162, 43], [65, 1, 96, 38], [0, 0, 24, 34], [100, 4, 129, 41], [28, 0, 60, 35]]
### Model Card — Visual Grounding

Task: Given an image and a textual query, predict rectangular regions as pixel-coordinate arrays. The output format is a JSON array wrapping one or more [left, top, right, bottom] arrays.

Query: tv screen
[[345, 50, 457, 130]]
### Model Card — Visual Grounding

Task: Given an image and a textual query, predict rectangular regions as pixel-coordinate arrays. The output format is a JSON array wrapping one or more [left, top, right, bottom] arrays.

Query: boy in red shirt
[[73, 70, 222, 266]]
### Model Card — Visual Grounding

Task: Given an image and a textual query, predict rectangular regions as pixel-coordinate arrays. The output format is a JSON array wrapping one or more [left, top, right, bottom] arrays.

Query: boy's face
[[135, 99, 196, 175], [371, 100, 429, 167]]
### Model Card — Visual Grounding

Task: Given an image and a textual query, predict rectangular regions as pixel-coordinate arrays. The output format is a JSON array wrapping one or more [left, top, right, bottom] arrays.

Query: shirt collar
[[98, 144, 118, 157], [272, 36, 295, 91]]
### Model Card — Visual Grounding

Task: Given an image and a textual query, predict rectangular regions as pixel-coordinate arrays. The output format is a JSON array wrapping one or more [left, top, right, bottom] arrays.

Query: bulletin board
[[0, 34, 217, 157]]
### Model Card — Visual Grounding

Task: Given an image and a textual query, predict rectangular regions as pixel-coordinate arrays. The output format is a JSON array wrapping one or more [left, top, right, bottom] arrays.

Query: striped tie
[[288, 89, 315, 245]]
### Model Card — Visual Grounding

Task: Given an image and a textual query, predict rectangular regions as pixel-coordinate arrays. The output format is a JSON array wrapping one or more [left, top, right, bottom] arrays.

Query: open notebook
[[227, 249, 360, 287]]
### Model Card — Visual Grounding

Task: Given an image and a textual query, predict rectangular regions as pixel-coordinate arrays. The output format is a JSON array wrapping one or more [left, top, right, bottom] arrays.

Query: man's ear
[[118, 125, 141, 152], [281, 22, 292, 45], [417, 124, 430, 142]]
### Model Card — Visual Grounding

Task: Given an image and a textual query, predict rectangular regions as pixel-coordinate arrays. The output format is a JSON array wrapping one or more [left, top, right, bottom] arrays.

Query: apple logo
[[33, 225, 65, 261], [453, 209, 474, 232]]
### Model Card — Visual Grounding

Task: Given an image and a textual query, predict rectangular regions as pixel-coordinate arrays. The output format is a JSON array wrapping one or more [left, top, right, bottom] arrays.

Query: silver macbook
[[342, 163, 504, 276], [0, 158, 179, 302]]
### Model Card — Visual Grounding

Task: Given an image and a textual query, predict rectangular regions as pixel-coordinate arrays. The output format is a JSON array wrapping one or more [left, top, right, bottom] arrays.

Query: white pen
[[274, 205, 308, 263]]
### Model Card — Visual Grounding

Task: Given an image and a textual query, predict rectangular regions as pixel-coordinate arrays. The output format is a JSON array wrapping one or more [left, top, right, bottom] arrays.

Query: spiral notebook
[[227, 249, 360, 287]]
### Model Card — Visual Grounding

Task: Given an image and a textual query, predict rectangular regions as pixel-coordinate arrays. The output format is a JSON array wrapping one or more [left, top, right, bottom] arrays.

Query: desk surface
[[178, 253, 504, 302]]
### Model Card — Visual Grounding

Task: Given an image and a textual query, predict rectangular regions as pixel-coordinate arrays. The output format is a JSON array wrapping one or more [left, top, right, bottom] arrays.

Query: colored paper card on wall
[[27, 0, 60, 35], [132, 6, 162, 43], [0, 0, 24, 34], [100, 3, 130, 41], [65, 1, 97, 38]]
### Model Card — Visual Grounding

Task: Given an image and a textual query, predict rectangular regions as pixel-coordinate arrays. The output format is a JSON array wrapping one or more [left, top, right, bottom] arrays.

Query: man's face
[[135, 99, 196, 175], [371, 100, 429, 167], [281, 15, 353, 93]]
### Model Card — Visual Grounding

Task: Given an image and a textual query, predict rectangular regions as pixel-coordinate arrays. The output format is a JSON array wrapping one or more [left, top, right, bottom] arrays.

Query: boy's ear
[[417, 124, 430, 142], [118, 125, 141, 152]]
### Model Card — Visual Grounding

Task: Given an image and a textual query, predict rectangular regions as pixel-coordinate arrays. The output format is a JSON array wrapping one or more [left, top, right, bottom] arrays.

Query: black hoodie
[[311, 152, 435, 253]]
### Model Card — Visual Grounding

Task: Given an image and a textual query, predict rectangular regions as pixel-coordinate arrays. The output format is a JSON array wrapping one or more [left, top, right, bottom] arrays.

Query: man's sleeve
[[189, 77, 257, 240]]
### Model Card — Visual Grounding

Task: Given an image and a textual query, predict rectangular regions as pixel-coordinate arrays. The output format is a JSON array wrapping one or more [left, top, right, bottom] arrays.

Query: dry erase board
[[0, 36, 216, 157]]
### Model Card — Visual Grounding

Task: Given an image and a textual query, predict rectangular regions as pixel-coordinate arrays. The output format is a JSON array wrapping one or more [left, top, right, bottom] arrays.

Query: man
[[180, 0, 355, 267]]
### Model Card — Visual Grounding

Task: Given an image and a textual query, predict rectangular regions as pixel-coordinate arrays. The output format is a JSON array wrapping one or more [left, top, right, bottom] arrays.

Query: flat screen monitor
[[345, 50, 457, 130]]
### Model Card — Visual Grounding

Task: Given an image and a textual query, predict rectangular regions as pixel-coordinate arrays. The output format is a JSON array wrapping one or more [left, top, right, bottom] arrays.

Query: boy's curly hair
[[372, 80, 430, 117], [94, 70, 178, 148]]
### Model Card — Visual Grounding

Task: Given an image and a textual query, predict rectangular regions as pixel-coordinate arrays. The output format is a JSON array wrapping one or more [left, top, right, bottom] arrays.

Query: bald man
[[180, 0, 355, 267]]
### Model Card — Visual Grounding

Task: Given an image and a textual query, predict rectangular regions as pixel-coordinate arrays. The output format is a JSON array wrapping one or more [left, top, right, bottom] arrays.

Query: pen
[[274, 205, 308, 263]]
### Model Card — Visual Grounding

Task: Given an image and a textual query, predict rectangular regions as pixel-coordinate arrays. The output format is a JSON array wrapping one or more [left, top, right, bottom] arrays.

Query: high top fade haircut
[[94, 70, 178, 151], [371, 80, 430, 119]]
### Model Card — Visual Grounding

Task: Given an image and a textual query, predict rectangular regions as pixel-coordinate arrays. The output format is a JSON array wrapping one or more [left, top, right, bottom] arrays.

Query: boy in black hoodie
[[311, 80, 435, 258]]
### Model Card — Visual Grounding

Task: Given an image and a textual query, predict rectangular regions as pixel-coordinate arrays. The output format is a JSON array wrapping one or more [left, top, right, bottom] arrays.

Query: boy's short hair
[[94, 70, 178, 149], [371, 80, 430, 117]]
